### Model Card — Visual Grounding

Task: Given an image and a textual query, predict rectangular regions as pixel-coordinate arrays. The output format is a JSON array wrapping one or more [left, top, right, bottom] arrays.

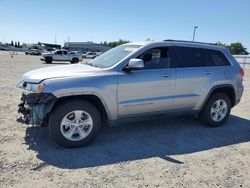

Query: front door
[[53, 50, 63, 60], [117, 47, 176, 117]]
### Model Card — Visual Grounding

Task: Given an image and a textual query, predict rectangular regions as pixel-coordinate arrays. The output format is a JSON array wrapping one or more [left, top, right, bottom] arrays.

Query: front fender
[[43, 74, 118, 120]]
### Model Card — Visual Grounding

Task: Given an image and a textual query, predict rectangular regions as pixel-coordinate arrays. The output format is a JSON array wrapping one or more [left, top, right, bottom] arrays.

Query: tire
[[200, 93, 231, 127], [49, 100, 101, 148], [70, 58, 79, 64], [45, 57, 52, 64]]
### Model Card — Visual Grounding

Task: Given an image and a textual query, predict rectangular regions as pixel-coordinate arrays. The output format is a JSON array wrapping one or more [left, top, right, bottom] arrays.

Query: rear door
[[171, 46, 212, 110], [62, 50, 69, 60]]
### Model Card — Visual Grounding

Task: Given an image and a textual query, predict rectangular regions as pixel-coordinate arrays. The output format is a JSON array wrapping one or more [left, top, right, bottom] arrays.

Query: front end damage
[[18, 93, 57, 126]]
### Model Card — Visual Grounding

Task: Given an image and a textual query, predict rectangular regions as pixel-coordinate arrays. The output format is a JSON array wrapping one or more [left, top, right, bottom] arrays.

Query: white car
[[82, 52, 97, 59], [95, 52, 103, 56], [25, 49, 41, 56], [42, 49, 82, 64]]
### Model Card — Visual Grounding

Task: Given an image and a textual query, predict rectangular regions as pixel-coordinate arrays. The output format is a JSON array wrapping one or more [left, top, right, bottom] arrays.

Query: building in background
[[0, 42, 8, 50], [63, 42, 111, 53]]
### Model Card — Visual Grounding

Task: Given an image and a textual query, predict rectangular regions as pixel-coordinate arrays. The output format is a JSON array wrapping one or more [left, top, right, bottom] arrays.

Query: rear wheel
[[45, 57, 52, 64], [49, 100, 101, 148], [200, 93, 231, 127]]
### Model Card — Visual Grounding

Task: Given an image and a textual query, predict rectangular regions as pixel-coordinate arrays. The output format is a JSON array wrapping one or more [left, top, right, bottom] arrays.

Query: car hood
[[20, 64, 101, 83]]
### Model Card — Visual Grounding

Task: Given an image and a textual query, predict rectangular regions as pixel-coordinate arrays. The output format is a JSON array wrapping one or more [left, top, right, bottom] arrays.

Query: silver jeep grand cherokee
[[16, 40, 244, 148]]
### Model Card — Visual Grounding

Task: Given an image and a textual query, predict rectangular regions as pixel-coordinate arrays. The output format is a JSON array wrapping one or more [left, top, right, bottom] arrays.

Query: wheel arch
[[45, 56, 53, 62], [201, 84, 236, 110], [50, 94, 111, 123]]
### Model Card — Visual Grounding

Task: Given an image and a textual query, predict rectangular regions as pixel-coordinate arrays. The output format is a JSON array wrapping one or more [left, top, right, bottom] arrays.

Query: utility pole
[[55, 33, 57, 44], [192, 26, 198, 42]]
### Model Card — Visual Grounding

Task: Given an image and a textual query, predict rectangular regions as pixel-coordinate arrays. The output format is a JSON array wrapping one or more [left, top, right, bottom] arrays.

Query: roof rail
[[163, 39, 217, 46]]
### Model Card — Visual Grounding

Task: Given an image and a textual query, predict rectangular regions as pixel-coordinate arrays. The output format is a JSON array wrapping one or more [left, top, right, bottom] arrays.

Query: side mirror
[[124, 58, 144, 71]]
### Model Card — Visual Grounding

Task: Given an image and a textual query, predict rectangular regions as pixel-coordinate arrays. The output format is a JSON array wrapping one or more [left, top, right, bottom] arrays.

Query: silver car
[[17, 40, 244, 148]]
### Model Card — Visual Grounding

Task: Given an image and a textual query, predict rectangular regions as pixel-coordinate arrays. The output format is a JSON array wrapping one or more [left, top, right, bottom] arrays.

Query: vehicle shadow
[[24, 115, 250, 169]]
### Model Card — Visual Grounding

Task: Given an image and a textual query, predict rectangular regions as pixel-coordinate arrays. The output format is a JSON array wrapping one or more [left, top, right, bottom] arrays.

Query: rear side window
[[203, 49, 231, 66], [171, 47, 205, 68], [63, 51, 67, 55]]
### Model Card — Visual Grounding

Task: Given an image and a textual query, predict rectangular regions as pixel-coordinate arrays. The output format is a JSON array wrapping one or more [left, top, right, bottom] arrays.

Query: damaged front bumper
[[18, 93, 57, 126]]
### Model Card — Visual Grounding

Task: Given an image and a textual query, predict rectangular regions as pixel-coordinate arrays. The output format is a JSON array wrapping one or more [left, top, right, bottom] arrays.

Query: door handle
[[204, 72, 212, 75], [160, 73, 170, 78]]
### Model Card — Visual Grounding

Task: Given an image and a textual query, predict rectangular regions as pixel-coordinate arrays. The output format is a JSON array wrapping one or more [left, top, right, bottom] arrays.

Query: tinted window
[[171, 47, 205, 68], [137, 47, 171, 69], [63, 51, 67, 55], [203, 49, 230, 66], [55, 51, 62, 55]]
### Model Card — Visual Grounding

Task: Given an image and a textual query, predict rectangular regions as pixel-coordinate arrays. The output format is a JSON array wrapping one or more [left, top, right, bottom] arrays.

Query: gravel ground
[[0, 51, 249, 188]]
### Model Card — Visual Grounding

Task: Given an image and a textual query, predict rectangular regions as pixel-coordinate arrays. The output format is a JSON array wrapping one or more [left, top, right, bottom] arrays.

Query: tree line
[[101, 39, 130, 48], [6, 39, 249, 55], [10, 40, 22, 48], [100, 39, 249, 55], [215, 42, 248, 55]]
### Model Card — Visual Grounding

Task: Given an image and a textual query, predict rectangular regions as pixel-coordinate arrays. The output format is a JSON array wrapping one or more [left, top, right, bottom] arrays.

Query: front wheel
[[200, 93, 231, 127], [49, 100, 101, 148], [45, 57, 52, 64]]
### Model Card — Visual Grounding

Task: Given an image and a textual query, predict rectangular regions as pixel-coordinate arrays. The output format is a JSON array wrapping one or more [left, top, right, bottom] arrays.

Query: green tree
[[216, 41, 228, 48], [228, 42, 249, 55], [103, 41, 108, 46], [101, 39, 129, 47], [14, 41, 17, 47], [17, 41, 20, 47], [11, 40, 14, 46], [216, 41, 248, 55], [107, 39, 130, 47]]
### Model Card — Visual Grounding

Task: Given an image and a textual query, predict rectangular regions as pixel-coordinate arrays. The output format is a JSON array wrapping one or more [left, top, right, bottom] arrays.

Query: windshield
[[91, 44, 141, 68]]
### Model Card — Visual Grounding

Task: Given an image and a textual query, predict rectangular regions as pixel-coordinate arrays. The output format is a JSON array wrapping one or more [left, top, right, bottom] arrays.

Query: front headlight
[[25, 83, 46, 93], [16, 81, 46, 93]]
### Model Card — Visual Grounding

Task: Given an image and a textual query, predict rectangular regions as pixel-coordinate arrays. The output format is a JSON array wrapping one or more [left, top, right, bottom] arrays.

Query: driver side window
[[55, 51, 62, 55], [136, 47, 171, 70]]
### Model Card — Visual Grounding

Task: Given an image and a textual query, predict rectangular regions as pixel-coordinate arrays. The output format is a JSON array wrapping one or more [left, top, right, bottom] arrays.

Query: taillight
[[240, 69, 245, 77]]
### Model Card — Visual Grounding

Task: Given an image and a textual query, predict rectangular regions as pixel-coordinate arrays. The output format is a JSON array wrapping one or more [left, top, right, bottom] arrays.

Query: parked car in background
[[17, 40, 244, 148], [25, 49, 41, 55], [95, 52, 103, 56], [82, 52, 97, 59], [41, 49, 82, 64]]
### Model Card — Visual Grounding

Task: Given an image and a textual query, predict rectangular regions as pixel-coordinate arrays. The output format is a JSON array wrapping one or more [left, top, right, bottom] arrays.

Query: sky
[[0, 0, 250, 50]]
